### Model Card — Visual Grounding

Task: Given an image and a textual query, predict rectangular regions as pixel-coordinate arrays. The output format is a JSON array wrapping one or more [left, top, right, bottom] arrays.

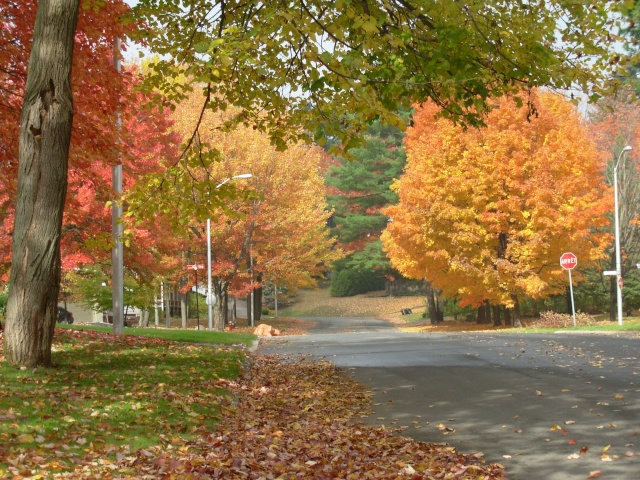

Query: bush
[[0, 288, 8, 316], [330, 269, 385, 297]]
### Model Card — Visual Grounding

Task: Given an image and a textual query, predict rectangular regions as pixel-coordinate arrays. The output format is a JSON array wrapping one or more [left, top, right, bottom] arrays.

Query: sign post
[[560, 252, 577, 327]]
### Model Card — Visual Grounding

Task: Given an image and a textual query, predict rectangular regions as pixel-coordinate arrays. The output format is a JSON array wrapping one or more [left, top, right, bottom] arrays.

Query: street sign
[[186, 264, 205, 270], [560, 252, 578, 327], [560, 252, 577, 270]]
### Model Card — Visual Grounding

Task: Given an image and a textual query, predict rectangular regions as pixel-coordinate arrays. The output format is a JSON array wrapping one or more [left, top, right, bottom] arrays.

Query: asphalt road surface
[[258, 317, 640, 480]]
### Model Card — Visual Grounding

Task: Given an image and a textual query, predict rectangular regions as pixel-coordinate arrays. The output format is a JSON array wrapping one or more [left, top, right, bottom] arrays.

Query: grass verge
[[58, 322, 257, 346], [398, 317, 640, 333], [0, 327, 251, 477]]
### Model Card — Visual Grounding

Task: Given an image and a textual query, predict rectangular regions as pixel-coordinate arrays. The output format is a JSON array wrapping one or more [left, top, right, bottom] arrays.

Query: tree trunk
[[252, 273, 262, 322], [426, 284, 439, 324], [492, 305, 501, 326], [212, 278, 228, 331], [222, 291, 228, 326], [3, 0, 80, 367], [609, 276, 616, 322], [504, 307, 512, 326], [230, 296, 237, 323], [510, 294, 522, 328], [140, 310, 149, 327], [476, 305, 486, 324], [254, 286, 262, 323]]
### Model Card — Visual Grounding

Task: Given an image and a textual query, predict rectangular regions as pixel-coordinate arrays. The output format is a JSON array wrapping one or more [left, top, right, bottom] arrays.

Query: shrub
[[330, 269, 385, 297], [0, 288, 8, 316]]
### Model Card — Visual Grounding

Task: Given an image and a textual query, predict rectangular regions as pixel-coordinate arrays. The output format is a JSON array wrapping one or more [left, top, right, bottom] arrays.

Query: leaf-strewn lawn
[[0, 327, 248, 477], [1, 327, 506, 478]]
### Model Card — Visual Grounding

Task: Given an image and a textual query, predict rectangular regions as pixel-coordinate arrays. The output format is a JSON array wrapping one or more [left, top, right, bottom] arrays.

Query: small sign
[[560, 252, 578, 327], [186, 264, 205, 270], [560, 252, 577, 270]]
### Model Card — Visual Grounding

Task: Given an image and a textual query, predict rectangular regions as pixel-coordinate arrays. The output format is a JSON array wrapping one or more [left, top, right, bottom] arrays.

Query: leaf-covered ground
[[64, 355, 507, 479], [1, 328, 506, 479]]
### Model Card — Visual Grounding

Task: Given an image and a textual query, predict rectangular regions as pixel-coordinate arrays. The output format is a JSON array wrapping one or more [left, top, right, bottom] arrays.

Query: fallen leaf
[[565, 421, 575, 425], [580, 446, 589, 455], [613, 394, 624, 400], [567, 453, 580, 460], [587, 471, 602, 478], [536, 390, 543, 396], [402, 465, 416, 475], [568, 439, 577, 445], [437, 424, 455, 433]]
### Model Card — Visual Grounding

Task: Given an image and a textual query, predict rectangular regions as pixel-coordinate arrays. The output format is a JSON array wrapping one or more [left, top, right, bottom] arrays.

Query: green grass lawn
[[58, 322, 257, 346], [0, 326, 255, 477]]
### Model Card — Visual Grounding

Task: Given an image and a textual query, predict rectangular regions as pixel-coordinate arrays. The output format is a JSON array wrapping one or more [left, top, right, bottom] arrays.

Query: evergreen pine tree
[[326, 114, 408, 295]]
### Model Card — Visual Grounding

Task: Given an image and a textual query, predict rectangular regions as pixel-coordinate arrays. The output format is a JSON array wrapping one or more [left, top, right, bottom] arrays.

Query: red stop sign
[[560, 252, 577, 270]]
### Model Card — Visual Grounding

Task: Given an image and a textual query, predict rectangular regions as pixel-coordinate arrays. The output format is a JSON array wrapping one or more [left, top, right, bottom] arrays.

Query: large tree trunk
[[510, 294, 523, 328], [492, 305, 501, 326], [476, 304, 486, 324], [212, 278, 228, 331], [504, 307, 512, 326], [3, 0, 80, 367], [426, 284, 439, 324]]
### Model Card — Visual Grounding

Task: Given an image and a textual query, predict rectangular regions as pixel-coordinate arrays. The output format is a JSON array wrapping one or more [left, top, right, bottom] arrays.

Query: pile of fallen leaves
[[61, 354, 506, 479]]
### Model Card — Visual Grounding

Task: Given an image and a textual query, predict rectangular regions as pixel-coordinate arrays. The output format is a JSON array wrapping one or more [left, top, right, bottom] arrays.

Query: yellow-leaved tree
[[126, 86, 342, 330], [381, 91, 610, 326]]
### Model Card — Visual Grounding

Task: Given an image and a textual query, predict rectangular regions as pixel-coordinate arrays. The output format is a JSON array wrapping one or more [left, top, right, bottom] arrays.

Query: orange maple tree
[[382, 91, 610, 325]]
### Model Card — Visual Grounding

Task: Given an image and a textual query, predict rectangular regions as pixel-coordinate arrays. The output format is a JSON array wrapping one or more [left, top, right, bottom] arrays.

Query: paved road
[[258, 318, 640, 480]]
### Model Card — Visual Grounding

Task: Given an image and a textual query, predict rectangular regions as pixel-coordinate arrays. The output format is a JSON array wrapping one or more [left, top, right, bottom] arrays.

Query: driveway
[[258, 320, 640, 480]]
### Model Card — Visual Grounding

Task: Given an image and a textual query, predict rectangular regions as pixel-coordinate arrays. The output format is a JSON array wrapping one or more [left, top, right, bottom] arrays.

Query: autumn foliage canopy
[[382, 92, 611, 309]]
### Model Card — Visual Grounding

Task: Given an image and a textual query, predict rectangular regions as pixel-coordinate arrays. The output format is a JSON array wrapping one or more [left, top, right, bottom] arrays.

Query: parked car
[[57, 307, 74, 324]]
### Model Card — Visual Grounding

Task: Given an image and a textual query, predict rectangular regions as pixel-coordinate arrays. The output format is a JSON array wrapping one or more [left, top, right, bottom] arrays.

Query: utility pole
[[111, 37, 124, 334]]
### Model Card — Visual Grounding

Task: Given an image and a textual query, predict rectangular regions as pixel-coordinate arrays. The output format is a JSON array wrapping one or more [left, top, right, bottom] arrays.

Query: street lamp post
[[112, 37, 124, 335], [207, 174, 252, 331], [613, 145, 632, 326]]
